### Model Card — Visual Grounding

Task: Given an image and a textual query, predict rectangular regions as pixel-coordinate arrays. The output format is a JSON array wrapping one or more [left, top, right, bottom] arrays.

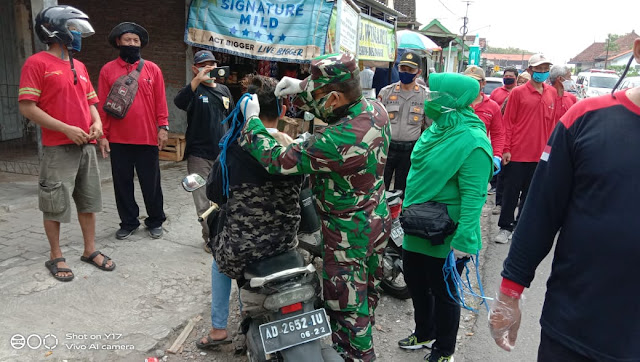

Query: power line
[[438, 0, 459, 17]]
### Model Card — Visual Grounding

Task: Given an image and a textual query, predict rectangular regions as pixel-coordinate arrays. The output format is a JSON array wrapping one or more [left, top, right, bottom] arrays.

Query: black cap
[[399, 51, 422, 69], [193, 50, 217, 64], [108, 22, 149, 48]]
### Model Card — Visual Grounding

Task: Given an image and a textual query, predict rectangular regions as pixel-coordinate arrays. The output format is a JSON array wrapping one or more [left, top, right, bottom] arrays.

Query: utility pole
[[604, 36, 610, 69], [459, 1, 472, 72]]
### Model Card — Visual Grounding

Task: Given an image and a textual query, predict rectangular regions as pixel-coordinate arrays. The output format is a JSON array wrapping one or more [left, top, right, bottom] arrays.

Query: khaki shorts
[[39, 144, 102, 223]]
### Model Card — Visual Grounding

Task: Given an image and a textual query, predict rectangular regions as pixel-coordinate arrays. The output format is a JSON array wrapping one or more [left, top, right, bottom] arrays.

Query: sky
[[415, 0, 638, 64]]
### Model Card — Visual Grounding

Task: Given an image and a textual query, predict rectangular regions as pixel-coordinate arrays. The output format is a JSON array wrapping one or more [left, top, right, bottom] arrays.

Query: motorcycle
[[181, 174, 342, 362]]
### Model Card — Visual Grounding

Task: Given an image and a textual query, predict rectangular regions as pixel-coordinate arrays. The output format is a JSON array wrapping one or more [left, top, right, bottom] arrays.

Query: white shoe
[[494, 229, 512, 244]]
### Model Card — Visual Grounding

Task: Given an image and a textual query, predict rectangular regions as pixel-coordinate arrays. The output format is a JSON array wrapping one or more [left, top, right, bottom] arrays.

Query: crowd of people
[[18, 4, 640, 362]]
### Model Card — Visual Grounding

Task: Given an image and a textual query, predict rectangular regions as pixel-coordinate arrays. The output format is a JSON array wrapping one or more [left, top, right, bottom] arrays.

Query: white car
[[483, 77, 504, 96], [576, 69, 620, 99], [619, 76, 640, 90]]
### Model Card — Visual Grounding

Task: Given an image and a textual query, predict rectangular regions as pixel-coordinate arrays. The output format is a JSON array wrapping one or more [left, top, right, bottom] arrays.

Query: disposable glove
[[452, 249, 471, 259], [240, 94, 260, 122], [488, 291, 522, 352], [493, 156, 502, 176], [275, 76, 303, 97]]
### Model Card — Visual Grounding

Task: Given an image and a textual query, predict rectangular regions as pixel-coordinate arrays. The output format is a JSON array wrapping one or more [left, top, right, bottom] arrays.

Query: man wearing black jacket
[[489, 37, 640, 362], [174, 50, 233, 252]]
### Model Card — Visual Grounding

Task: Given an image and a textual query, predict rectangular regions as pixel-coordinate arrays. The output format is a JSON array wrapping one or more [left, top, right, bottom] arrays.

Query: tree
[[486, 46, 532, 55], [610, 65, 639, 77], [605, 33, 620, 53]]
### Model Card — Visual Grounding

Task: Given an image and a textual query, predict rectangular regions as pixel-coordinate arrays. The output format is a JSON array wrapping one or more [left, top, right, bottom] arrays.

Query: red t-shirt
[[554, 92, 578, 123], [471, 94, 505, 157], [503, 82, 557, 162], [18, 52, 98, 146], [98, 58, 169, 145], [489, 85, 512, 108]]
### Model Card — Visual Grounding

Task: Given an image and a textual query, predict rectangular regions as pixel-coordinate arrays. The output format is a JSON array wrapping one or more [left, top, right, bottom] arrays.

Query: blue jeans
[[211, 259, 231, 329]]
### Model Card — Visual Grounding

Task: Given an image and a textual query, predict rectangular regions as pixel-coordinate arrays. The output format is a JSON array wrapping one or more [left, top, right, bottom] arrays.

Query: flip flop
[[80, 251, 116, 271], [196, 334, 232, 349], [45, 257, 74, 282]]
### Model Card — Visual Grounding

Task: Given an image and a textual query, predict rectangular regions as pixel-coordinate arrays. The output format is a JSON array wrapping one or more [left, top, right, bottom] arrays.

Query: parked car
[[619, 76, 640, 90], [576, 69, 619, 99], [483, 77, 503, 96]]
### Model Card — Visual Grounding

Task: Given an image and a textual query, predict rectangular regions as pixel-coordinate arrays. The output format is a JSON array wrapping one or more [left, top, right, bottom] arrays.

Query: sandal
[[80, 251, 116, 271], [45, 258, 74, 282], [196, 334, 232, 349]]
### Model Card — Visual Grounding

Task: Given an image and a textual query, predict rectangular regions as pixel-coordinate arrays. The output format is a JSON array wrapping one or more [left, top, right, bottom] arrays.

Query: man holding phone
[[174, 50, 234, 252]]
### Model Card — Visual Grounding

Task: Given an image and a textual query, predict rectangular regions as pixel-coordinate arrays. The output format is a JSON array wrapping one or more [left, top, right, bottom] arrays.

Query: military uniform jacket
[[240, 98, 392, 259], [378, 81, 431, 142]]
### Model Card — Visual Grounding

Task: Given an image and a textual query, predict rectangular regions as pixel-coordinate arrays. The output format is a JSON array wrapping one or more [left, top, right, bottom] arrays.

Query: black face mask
[[119, 46, 141, 64]]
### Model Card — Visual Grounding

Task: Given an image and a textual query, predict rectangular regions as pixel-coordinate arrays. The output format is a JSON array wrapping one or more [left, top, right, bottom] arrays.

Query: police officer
[[378, 51, 430, 191]]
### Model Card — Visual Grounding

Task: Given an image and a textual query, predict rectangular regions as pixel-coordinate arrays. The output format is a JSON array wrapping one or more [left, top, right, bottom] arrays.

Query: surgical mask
[[503, 77, 515, 86], [197, 67, 214, 84], [399, 71, 417, 84], [562, 79, 575, 91], [424, 101, 455, 121], [532, 71, 550, 83], [70, 30, 82, 52], [119, 45, 141, 64], [310, 91, 338, 121]]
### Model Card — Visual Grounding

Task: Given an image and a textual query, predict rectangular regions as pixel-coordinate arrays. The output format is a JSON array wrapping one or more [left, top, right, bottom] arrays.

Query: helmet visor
[[67, 19, 95, 37]]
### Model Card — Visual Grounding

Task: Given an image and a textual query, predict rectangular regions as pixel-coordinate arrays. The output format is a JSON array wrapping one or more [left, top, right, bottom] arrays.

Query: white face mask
[[198, 67, 214, 84], [562, 79, 575, 91]]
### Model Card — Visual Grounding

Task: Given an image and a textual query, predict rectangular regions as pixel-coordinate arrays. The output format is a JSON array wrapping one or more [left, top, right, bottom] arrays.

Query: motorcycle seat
[[244, 249, 306, 280]]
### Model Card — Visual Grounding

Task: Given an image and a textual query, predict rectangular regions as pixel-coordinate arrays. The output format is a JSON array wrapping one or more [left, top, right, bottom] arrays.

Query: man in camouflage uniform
[[239, 53, 392, 362]]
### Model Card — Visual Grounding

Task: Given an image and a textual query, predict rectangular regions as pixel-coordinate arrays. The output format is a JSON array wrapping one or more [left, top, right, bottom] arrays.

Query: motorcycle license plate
[[390, 219, 404, 246], [259, 308, 331, 354]]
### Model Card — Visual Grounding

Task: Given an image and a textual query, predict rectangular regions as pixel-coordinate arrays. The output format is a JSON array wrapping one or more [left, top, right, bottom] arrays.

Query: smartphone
[[210, 66, 230, 79]]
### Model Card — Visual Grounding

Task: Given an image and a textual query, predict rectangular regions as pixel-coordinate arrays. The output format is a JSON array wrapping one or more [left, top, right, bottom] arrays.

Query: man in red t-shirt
[[490, 67, 518, 109], [18, 6, 115, 282], [549, 65, 578, 122], [97, 22, 169, 240], [495, 54, 557, 244]]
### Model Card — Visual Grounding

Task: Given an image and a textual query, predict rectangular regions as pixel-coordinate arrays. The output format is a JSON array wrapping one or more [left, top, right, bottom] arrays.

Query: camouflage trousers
[[322, 224, 389, 362]]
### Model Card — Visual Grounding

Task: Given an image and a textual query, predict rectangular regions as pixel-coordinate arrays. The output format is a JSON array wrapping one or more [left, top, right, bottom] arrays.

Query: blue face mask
[[399, 71, 417, 85], [532, 71, 550, 83], [70, 30, 82, 52]]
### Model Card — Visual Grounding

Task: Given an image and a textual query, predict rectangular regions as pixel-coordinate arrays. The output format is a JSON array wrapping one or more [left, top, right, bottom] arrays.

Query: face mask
[[119, 45, 141, 64], [562, 79, 575, 91], [399, 71, 417, 85], [310, 91, 337, 121], [532, 71, 550, 83], [503, 77, 515, 86], [197, 67, 215, 84], [424, 101, 455, 121], [69, 30, 82, 52]]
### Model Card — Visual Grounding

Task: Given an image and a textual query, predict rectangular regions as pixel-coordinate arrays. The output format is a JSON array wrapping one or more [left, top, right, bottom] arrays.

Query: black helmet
[[35, 5, 95, 47]]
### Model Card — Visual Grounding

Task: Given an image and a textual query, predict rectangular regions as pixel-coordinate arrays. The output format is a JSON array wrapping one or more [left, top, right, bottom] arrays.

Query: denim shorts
[[38, 144, 102, 223]]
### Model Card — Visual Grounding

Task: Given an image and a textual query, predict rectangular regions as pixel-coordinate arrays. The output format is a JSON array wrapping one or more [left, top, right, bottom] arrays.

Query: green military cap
[[300, 53, 360, 94]]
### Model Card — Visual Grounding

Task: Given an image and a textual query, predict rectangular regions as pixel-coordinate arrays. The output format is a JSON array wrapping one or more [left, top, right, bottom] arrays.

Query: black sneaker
[[148, 226, 163, 239], [425, 349, 454, 362], [115, 227, 138, 240], [398, 333, 435, 350]]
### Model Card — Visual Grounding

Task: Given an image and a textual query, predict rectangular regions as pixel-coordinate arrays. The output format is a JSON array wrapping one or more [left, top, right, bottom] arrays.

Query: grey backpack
[[103, 59, 145, 119]]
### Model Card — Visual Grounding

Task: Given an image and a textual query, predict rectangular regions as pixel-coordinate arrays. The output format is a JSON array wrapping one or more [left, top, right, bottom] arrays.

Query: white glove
[[453, 248, 471, 259], [240, 94, 260, 122], [275, 76, 303, 97]]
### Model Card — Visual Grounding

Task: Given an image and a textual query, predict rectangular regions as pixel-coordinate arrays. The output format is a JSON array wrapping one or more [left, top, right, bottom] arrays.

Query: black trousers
[[498, 162, 537, 231], [538, 330, 596, 362], [403, 249, 466, 357], [110, 143, 166, 230], [494, 172, 503, 206], [384, 147, 412, 191]]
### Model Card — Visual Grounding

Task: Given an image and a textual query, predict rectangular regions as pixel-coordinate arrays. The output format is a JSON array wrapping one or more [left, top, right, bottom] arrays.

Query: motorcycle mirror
[[181, 173, 206, 192]]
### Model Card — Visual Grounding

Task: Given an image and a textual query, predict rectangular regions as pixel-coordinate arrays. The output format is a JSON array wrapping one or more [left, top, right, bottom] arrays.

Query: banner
[[338, 0, 358, 54], [358, 15, 396, 62], [185, 0, 335, 63]]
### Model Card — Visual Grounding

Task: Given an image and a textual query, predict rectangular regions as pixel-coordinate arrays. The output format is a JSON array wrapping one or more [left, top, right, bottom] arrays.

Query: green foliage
[[605, 33, 620, 52], [486, 46, 532, 55], [609, 65, 639, 77]]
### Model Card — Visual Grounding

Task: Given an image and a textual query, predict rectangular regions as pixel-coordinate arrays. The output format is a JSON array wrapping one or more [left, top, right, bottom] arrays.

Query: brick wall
[[64, 0, 188, 132]]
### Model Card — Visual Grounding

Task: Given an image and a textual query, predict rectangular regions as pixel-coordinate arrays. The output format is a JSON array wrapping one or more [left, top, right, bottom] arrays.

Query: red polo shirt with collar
[[471, 94, 505, 157], [554, 92, 578, 123], [490, 85, 512, 108], [503, 81, 557, 162], [98, 58, 169, 145]]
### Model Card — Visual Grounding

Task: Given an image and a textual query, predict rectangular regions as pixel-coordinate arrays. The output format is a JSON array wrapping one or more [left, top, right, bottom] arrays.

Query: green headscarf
[[404, 73, 492, 208]]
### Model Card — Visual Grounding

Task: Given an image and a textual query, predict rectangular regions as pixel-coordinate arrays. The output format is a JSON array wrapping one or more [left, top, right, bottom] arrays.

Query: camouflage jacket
[[206, 142, 302, 279], [240, 98, 392, 254]]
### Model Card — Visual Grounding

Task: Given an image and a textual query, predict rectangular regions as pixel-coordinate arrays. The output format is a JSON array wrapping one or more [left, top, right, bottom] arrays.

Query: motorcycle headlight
[[263, 285, 316, 311]]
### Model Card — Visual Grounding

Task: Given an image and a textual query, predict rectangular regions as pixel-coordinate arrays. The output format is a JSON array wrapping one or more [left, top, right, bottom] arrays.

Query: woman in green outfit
[[397, 73, 493, 362]]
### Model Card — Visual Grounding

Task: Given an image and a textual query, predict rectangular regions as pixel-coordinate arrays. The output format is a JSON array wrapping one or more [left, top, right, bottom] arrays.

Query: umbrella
[[397, 30, 442, 52]]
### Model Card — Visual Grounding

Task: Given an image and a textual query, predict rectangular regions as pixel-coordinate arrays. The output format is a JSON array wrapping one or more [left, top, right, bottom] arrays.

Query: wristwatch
[[158, 125, 169, 131]]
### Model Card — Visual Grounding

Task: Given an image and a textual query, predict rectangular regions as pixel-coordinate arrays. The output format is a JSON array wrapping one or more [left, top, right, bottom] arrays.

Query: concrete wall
[[64, 0, 189, 133]]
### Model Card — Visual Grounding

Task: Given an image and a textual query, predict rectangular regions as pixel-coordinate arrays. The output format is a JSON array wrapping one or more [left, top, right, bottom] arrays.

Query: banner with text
[[358, 15, 396, 62], [185, 0, 335, 63]]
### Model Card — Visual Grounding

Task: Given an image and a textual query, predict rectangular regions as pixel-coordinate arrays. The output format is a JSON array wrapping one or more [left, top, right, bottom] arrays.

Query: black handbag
[[399, 201, 458, 245]]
